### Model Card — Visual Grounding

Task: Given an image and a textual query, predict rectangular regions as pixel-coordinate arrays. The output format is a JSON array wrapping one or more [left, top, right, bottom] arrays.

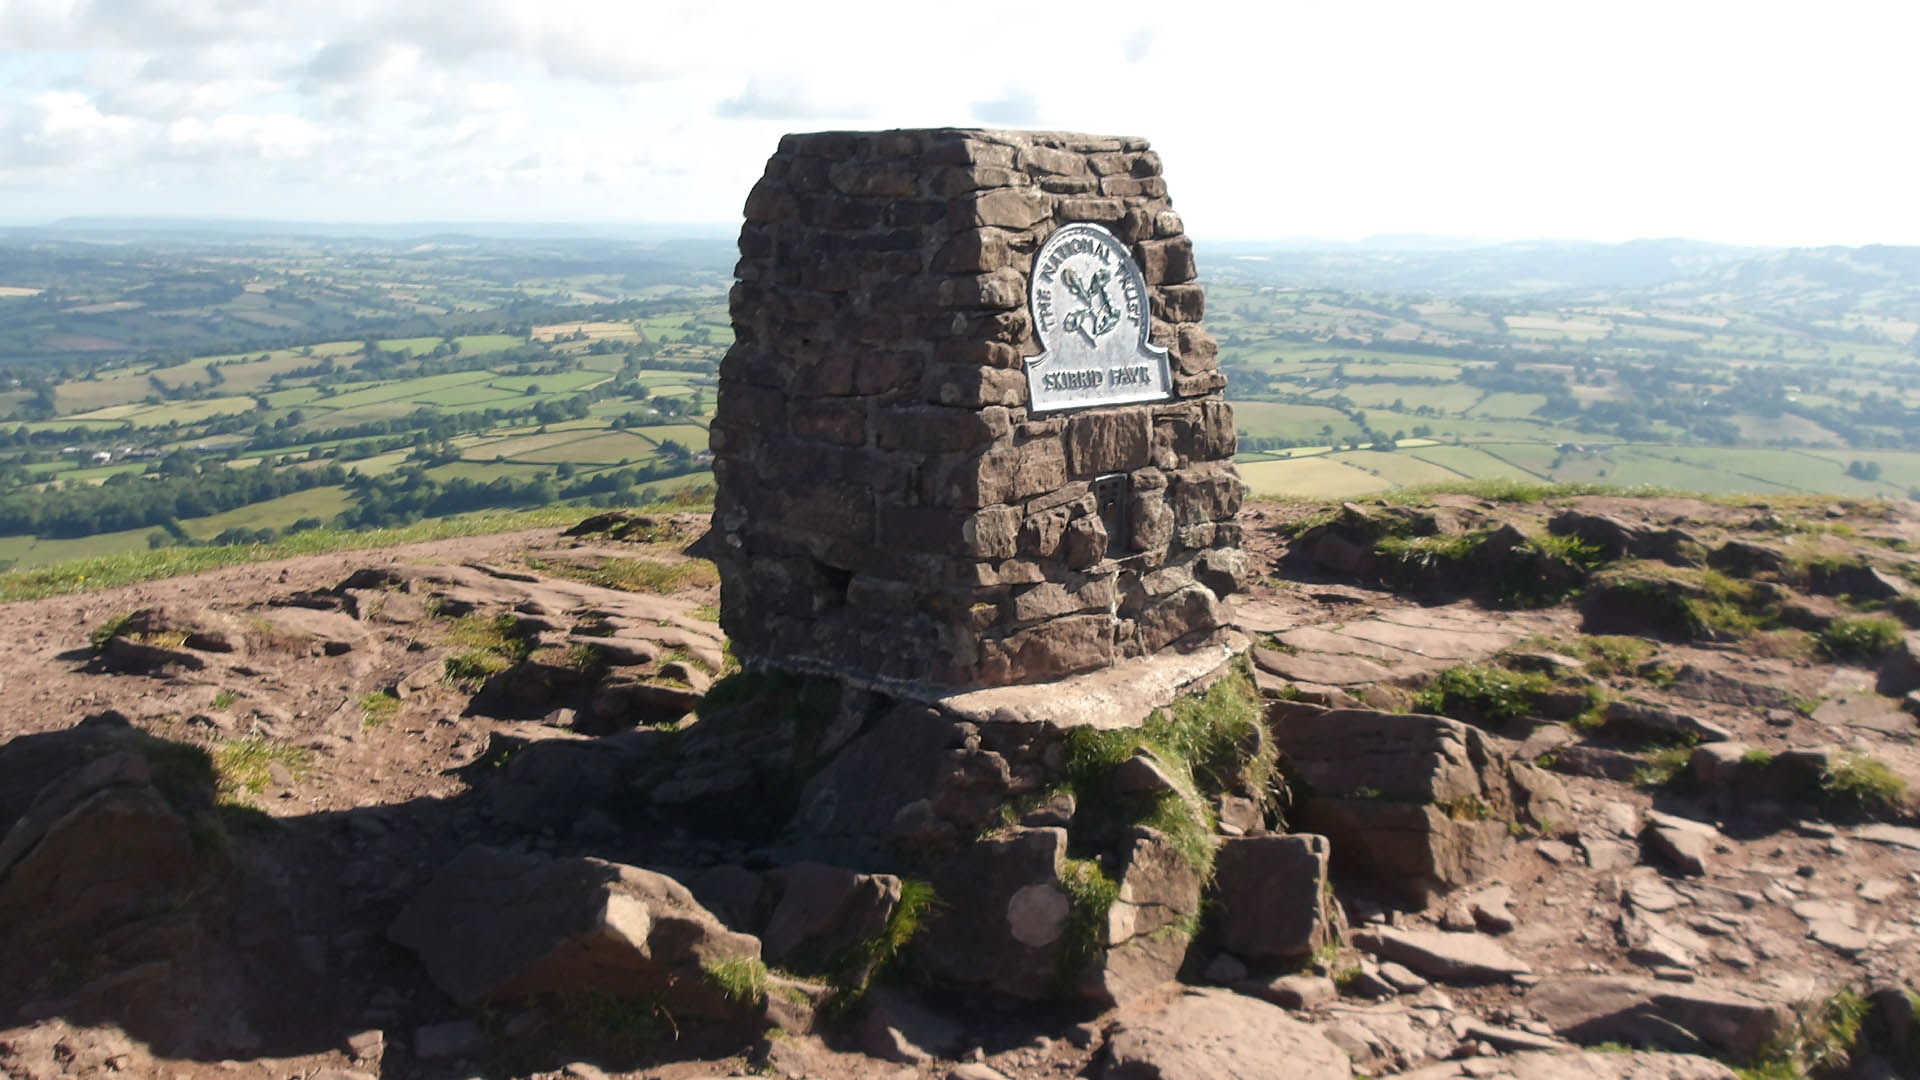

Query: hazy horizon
[[0, 215, 1865, 255]]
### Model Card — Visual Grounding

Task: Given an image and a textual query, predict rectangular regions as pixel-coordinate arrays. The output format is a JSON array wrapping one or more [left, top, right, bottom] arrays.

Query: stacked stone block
[[712, 128, 1245, 690]]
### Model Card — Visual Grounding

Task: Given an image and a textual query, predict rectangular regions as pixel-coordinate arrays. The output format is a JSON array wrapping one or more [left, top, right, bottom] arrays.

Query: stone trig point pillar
[[711, 129, 1245, 695]]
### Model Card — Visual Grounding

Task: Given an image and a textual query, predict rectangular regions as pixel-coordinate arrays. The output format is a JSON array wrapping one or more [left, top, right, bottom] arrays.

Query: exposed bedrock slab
[[1078, 827, 1204, 1009], [1102, 987, 1351, 1080], [387, 845, 760, 1016], [1397, 1051, 1736, 1080], [912, 827, 1070, 1001], [1526, 975, 1789, 1060], [1208, 834, 1336, 963], [1350, 928, 1533, 983], [928, 629, 1246, 728], [760, 862, 902, 969], [1266, 703, 1564, 902]]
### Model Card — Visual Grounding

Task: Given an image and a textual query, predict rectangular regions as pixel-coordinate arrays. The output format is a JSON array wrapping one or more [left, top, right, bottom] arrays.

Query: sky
[[0, 0, 1916, 247]]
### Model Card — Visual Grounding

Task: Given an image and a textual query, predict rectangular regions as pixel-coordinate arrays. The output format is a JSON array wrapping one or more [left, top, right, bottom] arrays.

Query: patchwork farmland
[[4, 229, 1920, 568]]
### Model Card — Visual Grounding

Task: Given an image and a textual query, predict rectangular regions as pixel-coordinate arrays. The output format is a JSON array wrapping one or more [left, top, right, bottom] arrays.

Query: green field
[[68, 395, 259, 425], [1465, 392, 1549, 418], [1238, 456, 1394, 498], [9, 231, 1919, 565], [0, 525, 157, 569], [1232, 402, 1366, 443], [1404, 445, 1537, 482], [51, 371, 159, 413], [180, 486, 356, 539], [634, 424, 712, 448], [1341, 383, 1484, 412], [1235, 441, 1920, 500], [1330, 450, 1467, 487], [3, 305, 719, 562], [512, 430, 661, 465]]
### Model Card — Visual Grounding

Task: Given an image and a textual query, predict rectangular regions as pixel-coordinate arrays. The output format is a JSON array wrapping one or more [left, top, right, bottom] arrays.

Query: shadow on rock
[[0, 713, 798, 1079]]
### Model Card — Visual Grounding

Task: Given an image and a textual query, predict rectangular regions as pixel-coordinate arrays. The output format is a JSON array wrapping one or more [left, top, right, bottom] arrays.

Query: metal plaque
[[1024, 222, 1173, 413]]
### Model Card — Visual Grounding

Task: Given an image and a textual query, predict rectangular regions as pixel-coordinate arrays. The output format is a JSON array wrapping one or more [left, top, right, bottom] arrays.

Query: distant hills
[[7, 219, 1920, 318], [1205, 237, 1920, 317]]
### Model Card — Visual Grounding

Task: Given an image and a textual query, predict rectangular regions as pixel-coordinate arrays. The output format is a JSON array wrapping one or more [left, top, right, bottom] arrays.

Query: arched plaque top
[[1024, 223, 1173, 414]]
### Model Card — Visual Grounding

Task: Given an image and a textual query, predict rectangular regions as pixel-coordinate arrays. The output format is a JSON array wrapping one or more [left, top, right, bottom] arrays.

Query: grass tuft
[[88, 611, 133, 652], [831, 877, 940, 1005], [1057, 662, 1268, 883], [556, 990, 678, 1052], [1372, 530, 1489, 587], [444, 650, 508, 687], [532, 555, 718, 595], [1632, 744, 1696, 789], [1589, 568, 1782, 641], [1821, 752, 1908, 813], [359, 690, 400, 727], [1531, 533, 1609, 569], [1436, 794, 1495, 821], [448, 612, 536, 661], [1818, 615, 1904, 661], [1506, 633, 1652, 678], [701, 954, 771, 1007], [1741, 987, 1873, 1079], [441, 612, 536, 688], [1415, 664, 1549, 726], [1057, 858, 1121, 983], [211, 738, 311, 800]]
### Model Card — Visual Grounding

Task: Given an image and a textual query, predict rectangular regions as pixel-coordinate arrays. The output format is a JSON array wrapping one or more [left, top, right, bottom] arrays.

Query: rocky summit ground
[[2, 493, 1920, 1080]]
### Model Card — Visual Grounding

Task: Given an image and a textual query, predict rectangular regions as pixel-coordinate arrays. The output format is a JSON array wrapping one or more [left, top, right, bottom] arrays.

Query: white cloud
[[0, 0, 1913, 241], [4, 90, 135, 167], [163, 111, 324, 161]]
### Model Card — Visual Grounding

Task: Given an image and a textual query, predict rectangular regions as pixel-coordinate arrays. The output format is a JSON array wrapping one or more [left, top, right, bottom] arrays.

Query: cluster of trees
[[148, 517, 327, 550], [331, 445, 711, 530], [333, 468, 558, 529], [0, 460, 348, 538]]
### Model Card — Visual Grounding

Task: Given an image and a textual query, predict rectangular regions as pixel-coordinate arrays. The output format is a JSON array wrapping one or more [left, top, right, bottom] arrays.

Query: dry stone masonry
[[712, 128, 1245, 690]]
